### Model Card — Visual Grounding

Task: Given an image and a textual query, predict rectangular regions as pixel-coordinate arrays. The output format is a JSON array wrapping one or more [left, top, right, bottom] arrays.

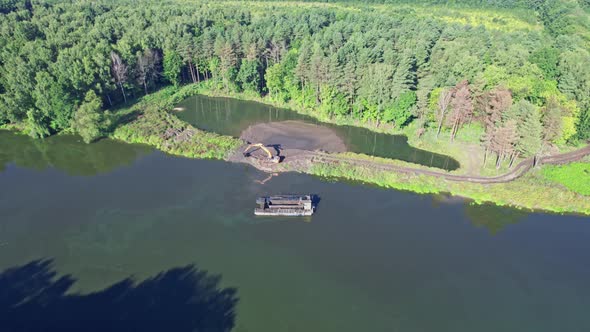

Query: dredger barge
[[254, 195, 314, 216]]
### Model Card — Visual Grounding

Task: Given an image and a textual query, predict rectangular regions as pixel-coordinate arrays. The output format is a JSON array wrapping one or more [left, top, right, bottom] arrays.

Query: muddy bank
[[240, 121, 346, 153], [228, 121, 345, 172]]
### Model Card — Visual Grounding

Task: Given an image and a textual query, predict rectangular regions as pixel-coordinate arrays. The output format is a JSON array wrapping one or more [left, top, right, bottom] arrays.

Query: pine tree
[[541, 96, 563, 143], [391, 52, 417, 99], [342, 58, 358, 111], [517, 103, 543, 158], [236, 59, 262, 94]]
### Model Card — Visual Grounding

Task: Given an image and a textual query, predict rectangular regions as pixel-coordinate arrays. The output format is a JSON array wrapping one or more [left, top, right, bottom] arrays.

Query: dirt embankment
[[228, 121, 346, 171]]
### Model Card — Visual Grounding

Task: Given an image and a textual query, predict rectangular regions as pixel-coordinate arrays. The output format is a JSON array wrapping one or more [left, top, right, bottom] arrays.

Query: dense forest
[[1, 0, 590, 166]]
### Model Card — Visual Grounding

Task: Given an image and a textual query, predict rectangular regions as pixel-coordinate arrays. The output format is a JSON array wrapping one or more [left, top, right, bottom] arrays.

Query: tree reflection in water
[[0, 259, 238, 332]]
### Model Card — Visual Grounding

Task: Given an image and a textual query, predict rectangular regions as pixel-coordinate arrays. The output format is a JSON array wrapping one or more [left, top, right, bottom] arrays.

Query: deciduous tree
[[72, 90, 110, 144]]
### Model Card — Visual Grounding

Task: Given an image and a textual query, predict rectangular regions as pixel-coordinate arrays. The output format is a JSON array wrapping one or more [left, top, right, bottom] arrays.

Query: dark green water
[[176, 95, 460, 171], [2, 131, 590, 332]]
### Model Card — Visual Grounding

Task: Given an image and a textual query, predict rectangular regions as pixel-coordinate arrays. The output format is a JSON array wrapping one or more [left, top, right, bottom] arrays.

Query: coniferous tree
[[508, 99, 543, 159], [541, 96, 564, 143]]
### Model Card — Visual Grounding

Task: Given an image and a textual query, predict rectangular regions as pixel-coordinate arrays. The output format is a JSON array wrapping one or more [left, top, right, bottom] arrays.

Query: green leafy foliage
[[163, 50, 183, 87], [72, 91, 110, 143], [0, 0, 588, 147], [26, 108, 51, 139], [236, 60, 263, 94], [383, 91, 417, 127], [542, 163, 590, 196], [530, 47, 560, 80]]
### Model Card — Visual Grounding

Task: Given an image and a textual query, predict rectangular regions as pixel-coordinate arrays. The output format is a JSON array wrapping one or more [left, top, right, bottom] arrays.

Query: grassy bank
[[111, 87, 242, 160], [308, 156, 590, 215], [542, 162, 590, 196]]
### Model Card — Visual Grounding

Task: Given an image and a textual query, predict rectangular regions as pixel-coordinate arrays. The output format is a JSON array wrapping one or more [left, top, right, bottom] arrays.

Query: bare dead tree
[[436, 88, 453, 138], [482, 87, 512, 165], [245, 43, 260, 61], [490, 120, 518, 169], [111, 51, 128, 103], [448, 80, 473, 142], [136, 49, 161, 95], [266, 39, 285, 64]]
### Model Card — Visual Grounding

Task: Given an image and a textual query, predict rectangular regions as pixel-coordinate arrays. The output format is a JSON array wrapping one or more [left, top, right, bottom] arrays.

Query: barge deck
[[254, 195, 315, 216]]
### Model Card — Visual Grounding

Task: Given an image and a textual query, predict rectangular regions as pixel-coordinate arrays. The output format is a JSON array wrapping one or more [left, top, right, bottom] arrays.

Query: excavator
[[243, 143, 281, 164]]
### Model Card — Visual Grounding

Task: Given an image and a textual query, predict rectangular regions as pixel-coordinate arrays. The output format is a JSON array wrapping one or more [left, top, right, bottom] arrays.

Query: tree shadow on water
[[0, 259, 238, 332]]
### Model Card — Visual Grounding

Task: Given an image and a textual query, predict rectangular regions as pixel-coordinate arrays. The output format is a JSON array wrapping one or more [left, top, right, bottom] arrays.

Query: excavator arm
[[243, 143, 281, 163]]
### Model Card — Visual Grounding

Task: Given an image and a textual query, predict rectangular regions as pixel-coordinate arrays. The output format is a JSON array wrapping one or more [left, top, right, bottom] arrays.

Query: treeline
[[0, 0, 589, 164]]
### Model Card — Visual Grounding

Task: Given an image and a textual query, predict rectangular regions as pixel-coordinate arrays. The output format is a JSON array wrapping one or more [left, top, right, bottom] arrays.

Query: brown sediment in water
[[240, 120, 346, 153]]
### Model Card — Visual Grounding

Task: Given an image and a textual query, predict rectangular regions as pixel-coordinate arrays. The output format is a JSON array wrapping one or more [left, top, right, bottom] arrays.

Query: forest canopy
[[1, 0, 589, 159]]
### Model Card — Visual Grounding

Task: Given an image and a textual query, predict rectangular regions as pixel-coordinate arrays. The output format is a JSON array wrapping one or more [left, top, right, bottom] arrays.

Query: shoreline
[[112, 85, 590, 215]]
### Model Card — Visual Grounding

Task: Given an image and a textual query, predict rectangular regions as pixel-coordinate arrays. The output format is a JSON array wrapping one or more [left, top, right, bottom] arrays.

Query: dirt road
[[230, 144, 590, 184], [309, 145, 590, 184]]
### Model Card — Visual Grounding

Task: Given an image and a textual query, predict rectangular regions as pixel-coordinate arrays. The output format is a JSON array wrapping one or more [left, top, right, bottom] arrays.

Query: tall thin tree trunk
[[144, 81, 148, 95], [301, 82, 305, 110], [316, 83, 320, 104], [196, 65, 201, 83], [436, 114, 444, 139], [119, 83, 127, 103], [454, 119, 461, 141], [188, 59, 196, 83], [509, 152, 518, 168], [106, 94, 113, 107]]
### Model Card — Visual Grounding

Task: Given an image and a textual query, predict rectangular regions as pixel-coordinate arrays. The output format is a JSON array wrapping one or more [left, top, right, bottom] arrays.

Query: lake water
[[1, 131, 590, 331], [175, 95, 460, 171]]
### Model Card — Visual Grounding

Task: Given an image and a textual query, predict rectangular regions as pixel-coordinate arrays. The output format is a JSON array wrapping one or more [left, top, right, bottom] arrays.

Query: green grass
[[542, 163, 590, 196]]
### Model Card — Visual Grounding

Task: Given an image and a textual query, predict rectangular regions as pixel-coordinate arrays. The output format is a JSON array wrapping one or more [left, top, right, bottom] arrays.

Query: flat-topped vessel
[[255, 195, 314, 216]]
